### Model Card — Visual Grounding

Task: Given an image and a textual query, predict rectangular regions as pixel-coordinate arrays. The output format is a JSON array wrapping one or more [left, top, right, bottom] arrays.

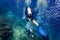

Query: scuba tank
[[25, 6, 33, 21]]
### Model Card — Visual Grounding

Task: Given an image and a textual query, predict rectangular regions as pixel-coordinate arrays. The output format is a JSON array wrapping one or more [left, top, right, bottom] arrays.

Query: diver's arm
[[27, 17, 38, 26], [32, 19, 38, 26]]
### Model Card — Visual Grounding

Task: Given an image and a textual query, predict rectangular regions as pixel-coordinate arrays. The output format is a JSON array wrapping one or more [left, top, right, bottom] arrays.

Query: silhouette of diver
[[25, 6, 50, 40]]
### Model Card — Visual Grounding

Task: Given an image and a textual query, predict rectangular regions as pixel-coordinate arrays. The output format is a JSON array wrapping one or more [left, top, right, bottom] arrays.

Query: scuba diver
[[25, 6, 50, 40]]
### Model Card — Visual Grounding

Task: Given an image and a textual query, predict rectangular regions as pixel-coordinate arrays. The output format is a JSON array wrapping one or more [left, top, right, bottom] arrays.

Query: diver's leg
[[26, 28, 35, 40], [37, 26, 47, 36], [37, 26, 50, 40]]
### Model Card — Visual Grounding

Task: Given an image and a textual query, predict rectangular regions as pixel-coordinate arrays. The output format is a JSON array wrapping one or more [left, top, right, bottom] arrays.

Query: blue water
[[0, 0, 60, 40]]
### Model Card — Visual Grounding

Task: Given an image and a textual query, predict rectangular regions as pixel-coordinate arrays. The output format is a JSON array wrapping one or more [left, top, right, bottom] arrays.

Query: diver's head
[[27, 6, 32, 16], [25, 6, 33, 21]]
